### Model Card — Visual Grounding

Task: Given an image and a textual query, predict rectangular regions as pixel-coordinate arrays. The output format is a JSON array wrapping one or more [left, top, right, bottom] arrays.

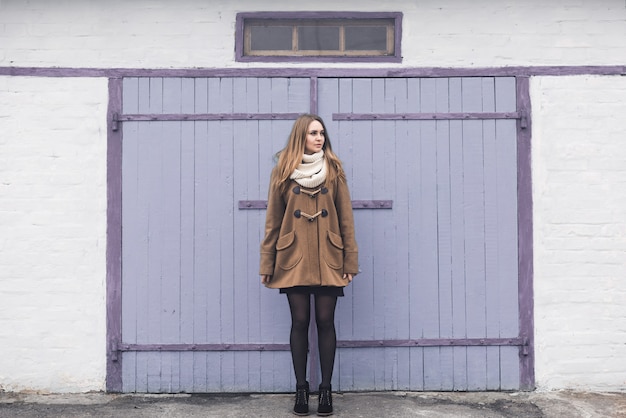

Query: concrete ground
[[0, 390, 624, 418]]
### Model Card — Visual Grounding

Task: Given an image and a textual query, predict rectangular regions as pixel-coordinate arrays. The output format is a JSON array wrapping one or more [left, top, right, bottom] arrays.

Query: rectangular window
[[236, 12, 402, 63]]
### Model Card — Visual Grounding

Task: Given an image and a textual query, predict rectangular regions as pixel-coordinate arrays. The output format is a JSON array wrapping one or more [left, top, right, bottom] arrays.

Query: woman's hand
[[343, 273, 353, 282], [261, 275, 272, 285]]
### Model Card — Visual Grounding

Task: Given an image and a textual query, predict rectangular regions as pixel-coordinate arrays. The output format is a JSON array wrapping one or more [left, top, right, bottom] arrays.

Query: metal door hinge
[[111, 113, 119, 132], [520, 110, 529, 130], [522, 337, 530, 356], [111, 341, 120, 362]]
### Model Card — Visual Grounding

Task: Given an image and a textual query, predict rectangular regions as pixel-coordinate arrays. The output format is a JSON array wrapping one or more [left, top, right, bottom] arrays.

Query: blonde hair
[[272, 114, 346, 193]]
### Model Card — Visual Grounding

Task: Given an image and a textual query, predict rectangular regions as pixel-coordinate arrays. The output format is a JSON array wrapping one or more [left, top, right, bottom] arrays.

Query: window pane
[[345, 26, 388, 51], [250, 26, 293, 51], [298, 26, 340, 50]]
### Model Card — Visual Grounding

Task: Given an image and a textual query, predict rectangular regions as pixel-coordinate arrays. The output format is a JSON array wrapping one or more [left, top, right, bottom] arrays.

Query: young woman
[[260, 114, 359, 416]]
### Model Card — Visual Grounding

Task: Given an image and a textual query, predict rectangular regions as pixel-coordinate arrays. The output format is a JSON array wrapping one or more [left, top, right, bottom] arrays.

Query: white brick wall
[[1, 0, 625, 69], [0, 76, 108, 392], [531, 75, 626, 391]]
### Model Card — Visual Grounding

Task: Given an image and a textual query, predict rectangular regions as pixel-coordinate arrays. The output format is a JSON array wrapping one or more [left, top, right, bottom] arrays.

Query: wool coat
[[259, 168, 359, 289]]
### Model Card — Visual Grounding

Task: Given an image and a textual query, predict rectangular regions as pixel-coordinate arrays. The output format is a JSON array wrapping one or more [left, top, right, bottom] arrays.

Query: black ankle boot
[[317, 384, 333, 416], [293, 381, 309, 416]]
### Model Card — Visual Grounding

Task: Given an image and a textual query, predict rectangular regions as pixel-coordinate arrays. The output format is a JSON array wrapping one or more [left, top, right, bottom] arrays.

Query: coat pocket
[[276, 230, 302, 271], [324, 230, 344, 270]]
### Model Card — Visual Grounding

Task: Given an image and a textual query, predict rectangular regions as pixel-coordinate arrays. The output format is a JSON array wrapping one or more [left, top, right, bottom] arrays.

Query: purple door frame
[[105, 68, 535, 392]]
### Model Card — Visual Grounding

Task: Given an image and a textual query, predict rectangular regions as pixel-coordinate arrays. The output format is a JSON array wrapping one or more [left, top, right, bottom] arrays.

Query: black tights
[[287, 293, 338, 387]]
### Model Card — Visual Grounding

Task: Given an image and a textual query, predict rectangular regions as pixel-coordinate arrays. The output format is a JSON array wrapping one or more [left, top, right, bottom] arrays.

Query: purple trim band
[[118, 337, 525, 353], [516, 77, 536, 390], [118, 112, 301, 122], [333, 112, 520, 121], [2, 66, 624, 78], [106, 78, 123, 393], [239, 200, 393, 209]]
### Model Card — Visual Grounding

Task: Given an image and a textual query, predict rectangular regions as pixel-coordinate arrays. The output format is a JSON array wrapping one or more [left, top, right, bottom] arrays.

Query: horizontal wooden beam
[[239, 200, 393, 209], [118, 113, 301, 122], [333, 112, 520, 121], [118, 337, 525, 353]]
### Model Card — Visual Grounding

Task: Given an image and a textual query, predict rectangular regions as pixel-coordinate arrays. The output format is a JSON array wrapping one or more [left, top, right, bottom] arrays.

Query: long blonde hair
[[272, 114, 346, 193]]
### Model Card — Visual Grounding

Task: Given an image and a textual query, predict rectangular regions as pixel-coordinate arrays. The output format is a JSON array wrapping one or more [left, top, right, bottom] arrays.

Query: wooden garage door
[[109, 75, 532, 392]]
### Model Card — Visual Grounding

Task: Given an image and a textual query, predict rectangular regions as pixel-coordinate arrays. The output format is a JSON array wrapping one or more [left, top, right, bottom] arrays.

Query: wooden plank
[[389, 78, 411, 390], [351, 78, 375, 390], [495, 77, 517, 113], [288, 77, 310, 112], [245, 78, 262, 392], [332, 112, 520, 121], [122, 77, 139, 113], [159, 120, 182, 346], [379, 78, 398, 390], [145, 78, 165, 393], [179, 81, 195, 389], [370, 78, 386, 390], [163, 77, 182, 113], [449, 77, 468, 390], [238, 200, 392, 209], [498, 120, 520, 337]]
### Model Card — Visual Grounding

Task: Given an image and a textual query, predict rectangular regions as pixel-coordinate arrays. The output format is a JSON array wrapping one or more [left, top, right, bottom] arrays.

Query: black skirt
[[279, 286, 344, 297]]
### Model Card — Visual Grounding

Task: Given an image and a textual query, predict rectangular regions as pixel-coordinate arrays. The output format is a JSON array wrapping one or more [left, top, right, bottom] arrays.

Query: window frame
[[235, 11, 403, 63]]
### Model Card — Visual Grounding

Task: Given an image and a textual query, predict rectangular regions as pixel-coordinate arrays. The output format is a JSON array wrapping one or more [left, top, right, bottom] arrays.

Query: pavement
[[0, 390, 624, 418]]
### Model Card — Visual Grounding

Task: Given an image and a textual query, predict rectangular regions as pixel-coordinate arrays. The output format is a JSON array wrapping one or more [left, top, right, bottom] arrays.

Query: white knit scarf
[[290, 150, 327, 188]]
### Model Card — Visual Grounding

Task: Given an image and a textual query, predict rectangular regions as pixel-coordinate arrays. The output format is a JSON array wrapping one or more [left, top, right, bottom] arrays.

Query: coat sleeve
[[259, 169, 285, 276], [335, 179, 359, 275]]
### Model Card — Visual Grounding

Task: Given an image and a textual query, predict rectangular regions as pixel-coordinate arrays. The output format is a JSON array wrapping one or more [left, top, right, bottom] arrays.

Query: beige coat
[[259, 169, 359, 289]]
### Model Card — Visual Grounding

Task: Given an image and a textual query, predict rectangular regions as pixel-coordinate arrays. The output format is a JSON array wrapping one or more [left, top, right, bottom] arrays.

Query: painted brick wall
[[0, 76, 108, 392], [531, 75, 626, 391], [1, 0, 625, 69]]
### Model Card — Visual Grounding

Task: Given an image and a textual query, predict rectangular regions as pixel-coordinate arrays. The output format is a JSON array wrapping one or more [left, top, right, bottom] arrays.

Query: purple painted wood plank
[[163, 78, 182, 113], [179, 124, 195, 346], [387, 78, 412, 390], [483, 118, 501, 339], [410, 348, 425, 390], [179, 83, 195, 348], [498, 120, 521, 338], [107, 78, 124, 392], [160, 121, 182, 345], [333, 111, 521, 121], [517, 76, 535, 390], [120, 112, 302, 121], [350, 83, 375, 333], [122, 124, 141, 332], [486, 346, 500, 390], [462, 85, 487, 320], [370, 78, 386, 390], [466, 347, 488, 390], [287, 78, 310, 112], [122, 78, 138, 114], [232, 119, 251, 390], [335, 78, 354, 344], [379, 79, 399, 390], [207, 78, 221, 113], [500, 347, 521, 390], [495, 77, 517, 113], [194, 78, 208, 113], [418, 80, 444, 388], [238, 200, 392, 209], [192, 120, 210, 346], [4, 64, 626, 79]]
